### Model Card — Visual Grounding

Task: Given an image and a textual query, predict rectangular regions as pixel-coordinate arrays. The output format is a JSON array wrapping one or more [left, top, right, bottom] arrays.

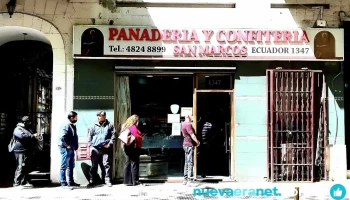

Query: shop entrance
[[193, 74, 234, 180], [196, 92, 231, 177]]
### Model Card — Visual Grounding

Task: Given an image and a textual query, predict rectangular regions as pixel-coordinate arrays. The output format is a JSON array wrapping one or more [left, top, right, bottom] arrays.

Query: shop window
[[129, 75, 193, 178]]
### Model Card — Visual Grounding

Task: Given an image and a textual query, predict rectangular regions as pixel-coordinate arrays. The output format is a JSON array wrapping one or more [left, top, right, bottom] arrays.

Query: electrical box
[[316, 20, 327, 27]]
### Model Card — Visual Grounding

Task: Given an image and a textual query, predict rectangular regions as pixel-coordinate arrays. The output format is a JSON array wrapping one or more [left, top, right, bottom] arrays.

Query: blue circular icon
[[330, 184, 346, 200]]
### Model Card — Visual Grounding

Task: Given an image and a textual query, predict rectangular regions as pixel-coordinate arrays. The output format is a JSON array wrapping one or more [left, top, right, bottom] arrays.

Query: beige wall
[[0, 0, 349, 183]]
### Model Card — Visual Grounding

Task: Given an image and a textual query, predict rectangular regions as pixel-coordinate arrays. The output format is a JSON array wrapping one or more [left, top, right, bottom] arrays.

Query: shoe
[[21, 183, 33, 188], [186, 181, 198, 187], [68, 182, 80, 187], [106, 182, 112, 187], [87, 181, 97, 187], [182, 181, 187, 185], [64, 186, 73, 190], [201, 174, 206, 178]]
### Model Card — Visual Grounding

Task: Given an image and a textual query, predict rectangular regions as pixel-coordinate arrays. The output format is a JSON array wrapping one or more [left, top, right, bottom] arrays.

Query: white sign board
[[73, 26, 344, 61], [167, 114, 180, 123], [171, 123, 181, 136], [181, 107, 193, 117]]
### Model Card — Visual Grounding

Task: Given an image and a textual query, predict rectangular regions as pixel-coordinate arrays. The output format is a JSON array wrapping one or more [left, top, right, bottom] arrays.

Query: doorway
[[196, 92, 231, 177], [194, 74, 234, 179]]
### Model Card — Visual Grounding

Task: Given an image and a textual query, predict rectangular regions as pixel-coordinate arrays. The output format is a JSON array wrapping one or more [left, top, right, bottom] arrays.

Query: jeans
[[59, 147, 75, 185], [183, 146, 194, 181], [89, 147, 112, 184], [123, 146, 140, 185], [14, 152, 31, 186]]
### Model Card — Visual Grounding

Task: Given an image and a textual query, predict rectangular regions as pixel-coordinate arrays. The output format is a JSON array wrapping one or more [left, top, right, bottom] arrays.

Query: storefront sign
[[73, 26, 344, 61]]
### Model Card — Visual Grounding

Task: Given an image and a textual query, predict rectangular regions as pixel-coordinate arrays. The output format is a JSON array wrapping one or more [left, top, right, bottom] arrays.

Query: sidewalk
[[0, 181, 349, 199]]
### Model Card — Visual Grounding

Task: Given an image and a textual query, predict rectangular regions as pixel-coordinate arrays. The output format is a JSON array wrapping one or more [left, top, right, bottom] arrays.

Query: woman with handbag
[[121, 114, 143, 186]]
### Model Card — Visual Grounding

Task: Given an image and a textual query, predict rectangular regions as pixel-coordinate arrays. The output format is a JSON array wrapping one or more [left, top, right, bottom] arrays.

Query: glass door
[[193, 74, 235, 179]]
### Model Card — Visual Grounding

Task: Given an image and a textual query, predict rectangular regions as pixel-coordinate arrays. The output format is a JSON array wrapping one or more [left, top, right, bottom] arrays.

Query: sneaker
[[106, 182, 112, 187], [182, 181, 187, 185], [186, 181, 198, 187], [23, 183, 34, 188]]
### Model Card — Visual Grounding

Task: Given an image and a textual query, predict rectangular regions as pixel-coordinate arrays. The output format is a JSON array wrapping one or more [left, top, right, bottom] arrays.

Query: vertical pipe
[[311, 72, 315, 182], [322, 74, 327, 180], [270, 71, 275, 182], [267, 70, 270, 180], [193, 74, 197, 179]]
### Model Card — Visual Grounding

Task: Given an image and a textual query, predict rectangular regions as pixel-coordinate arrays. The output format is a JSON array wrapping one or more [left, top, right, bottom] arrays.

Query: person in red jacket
[[122, 114, 143, 186]]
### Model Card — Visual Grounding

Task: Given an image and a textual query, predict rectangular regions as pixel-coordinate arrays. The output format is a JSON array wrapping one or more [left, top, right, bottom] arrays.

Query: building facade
[[0, 0, 349, 184]]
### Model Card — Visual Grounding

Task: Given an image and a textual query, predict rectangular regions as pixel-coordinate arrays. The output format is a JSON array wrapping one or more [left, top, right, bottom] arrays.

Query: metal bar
[[266, 70, 270, 180], [323, 74, 327, 180], [270, 71, 275, 182], [311, 72, 315, 182], [270, 3, 330, 9], [115, 2, 236, 8]]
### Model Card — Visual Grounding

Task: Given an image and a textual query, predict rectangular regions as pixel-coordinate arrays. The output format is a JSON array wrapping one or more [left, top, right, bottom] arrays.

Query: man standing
[[181, 115, 200, 186], [199, 112, 214, 178], [13, 116, 39, 188], [58, 111, 80, 189], [88, 111, 116, 187]]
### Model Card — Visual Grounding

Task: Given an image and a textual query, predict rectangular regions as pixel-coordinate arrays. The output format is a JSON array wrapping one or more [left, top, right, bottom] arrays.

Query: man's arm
[[60, 124, 71, 147], [186, 125, 200, 146], [108, 124, 116, 146], [88, 126, 94, 146], [14, 127, 34, 139]]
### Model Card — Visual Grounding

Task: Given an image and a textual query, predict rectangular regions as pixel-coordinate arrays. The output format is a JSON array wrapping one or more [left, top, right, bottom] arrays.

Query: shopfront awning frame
[[114, 66, 236, 74]]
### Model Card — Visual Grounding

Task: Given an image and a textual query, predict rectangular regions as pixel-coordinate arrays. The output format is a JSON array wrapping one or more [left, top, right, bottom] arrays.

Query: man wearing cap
[[88, 111, 116, 187], [12, 116, 40, 188]]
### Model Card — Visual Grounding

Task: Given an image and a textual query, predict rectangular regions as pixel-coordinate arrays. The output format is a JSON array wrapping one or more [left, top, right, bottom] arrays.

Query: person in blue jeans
[[58, 111, 79, 189]]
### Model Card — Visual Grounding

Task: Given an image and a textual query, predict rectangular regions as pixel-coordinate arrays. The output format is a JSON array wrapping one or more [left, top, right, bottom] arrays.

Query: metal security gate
[[267, 70, 327, 182]]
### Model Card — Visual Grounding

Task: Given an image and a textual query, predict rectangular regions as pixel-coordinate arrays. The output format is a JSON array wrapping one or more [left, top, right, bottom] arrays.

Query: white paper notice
[[181, 107, 193, 117], [171, 123, 181, 136], [168, 114, 180, 123]]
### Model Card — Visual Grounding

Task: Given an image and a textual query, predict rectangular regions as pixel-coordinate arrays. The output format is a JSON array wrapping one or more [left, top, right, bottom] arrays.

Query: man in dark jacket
[[199, 112, 215, 178], [13, 116, 39, 188], [58, 111, 79, 189], [88, 111, 116, 187]]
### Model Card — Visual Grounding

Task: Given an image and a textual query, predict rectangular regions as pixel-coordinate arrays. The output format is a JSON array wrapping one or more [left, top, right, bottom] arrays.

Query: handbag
[[118, 128, 136, 146], [8, 136, 16, 152]]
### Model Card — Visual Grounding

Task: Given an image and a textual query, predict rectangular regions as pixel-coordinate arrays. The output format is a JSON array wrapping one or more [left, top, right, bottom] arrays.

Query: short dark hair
[[21, 116, 30, 123], [67, 111, 78, 119]]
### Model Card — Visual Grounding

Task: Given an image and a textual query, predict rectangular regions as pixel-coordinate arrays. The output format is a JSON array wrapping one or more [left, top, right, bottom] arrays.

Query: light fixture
[[146, 75, 153, 78], [170, 104, 179, 114], [173, 77, 179, 80], [6, 0, 16, 18], [205, 76, 210, 78]]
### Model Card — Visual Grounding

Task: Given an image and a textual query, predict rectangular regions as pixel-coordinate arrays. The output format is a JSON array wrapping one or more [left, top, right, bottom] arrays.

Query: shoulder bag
[[118, 127, 136, 146], [8, 136, 16, 152]]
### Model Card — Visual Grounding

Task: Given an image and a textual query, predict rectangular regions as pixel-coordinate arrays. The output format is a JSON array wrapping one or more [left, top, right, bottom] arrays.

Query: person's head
[[21, 116, 32, 128], [97, 111, 106, 123], [67, 111, 78, 124], [185, 115, 192, 122], [124, 114, 139, 128]]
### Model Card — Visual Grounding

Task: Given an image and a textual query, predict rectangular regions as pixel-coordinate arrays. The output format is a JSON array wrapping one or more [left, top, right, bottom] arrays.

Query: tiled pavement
[[0, 182, 349, 200]]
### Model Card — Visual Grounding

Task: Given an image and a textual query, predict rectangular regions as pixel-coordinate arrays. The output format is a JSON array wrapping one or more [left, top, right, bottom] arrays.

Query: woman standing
[[122, 114, 143, 186]]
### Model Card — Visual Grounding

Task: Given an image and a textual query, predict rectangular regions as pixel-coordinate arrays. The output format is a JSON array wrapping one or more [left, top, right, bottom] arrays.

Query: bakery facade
[[1, 1, 349, 185], [72, 25, 345, 183]]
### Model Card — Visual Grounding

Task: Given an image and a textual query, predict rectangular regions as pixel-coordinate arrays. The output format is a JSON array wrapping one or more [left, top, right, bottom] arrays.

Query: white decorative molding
[[74, 96, 114, 100]]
